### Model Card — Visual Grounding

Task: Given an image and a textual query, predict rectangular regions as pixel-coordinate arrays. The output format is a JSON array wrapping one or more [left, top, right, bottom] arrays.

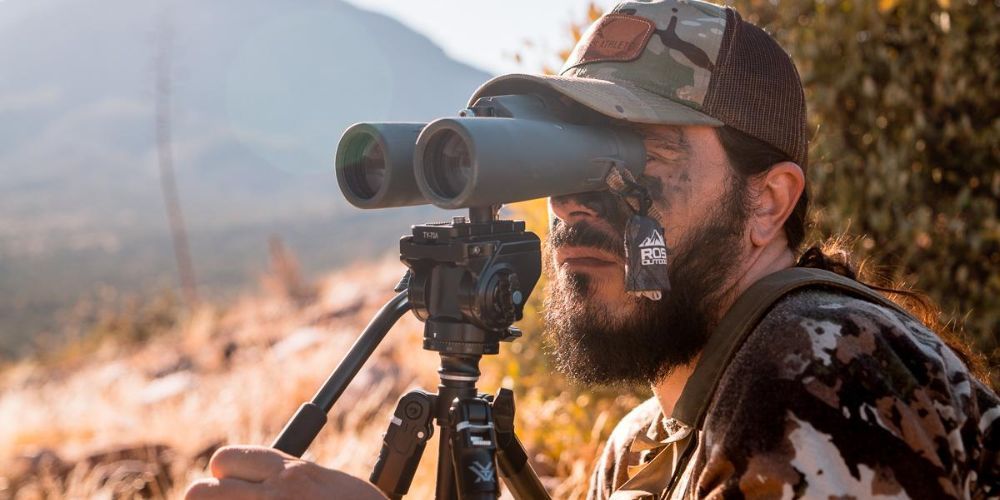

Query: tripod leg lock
[[449, 397, 500, 499], [492, 388, 551, 500], [371, 390, 435, 499]]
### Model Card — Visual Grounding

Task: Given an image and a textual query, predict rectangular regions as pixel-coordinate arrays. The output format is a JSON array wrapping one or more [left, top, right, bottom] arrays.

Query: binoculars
[[335, 93, 647, 210]]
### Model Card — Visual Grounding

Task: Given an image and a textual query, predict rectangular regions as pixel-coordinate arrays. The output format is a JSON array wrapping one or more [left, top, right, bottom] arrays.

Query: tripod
[[271, 206, 550, 499]]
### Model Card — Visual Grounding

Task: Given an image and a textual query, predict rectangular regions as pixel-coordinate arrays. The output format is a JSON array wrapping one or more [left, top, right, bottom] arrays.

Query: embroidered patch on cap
[[569, 14, 655, 65]]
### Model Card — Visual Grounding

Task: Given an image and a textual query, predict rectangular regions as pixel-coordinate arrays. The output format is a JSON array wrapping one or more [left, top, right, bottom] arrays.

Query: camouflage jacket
[[588, 286, 1000, 499]]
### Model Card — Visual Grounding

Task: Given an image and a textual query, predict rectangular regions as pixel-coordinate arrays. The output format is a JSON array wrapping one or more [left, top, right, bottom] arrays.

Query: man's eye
[[646, 155, 668, 165]]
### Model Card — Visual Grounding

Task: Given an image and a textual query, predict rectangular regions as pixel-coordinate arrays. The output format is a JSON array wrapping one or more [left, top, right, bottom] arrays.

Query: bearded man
[[186, 1, 999, 498]]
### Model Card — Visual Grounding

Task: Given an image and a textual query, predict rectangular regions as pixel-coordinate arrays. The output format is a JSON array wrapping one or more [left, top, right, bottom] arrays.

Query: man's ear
[[748, 161, 805, 248]]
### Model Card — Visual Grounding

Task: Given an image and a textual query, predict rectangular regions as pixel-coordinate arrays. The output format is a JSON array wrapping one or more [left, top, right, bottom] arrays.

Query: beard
[[543, 178, 750, 386]]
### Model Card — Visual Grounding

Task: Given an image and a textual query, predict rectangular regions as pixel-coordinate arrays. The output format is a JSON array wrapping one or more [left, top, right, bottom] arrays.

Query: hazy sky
[[343, 0, 618, 76]]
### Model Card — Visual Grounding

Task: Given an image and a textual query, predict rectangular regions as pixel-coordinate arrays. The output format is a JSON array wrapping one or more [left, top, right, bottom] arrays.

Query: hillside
[[0, 0, 487, 356], [0, 253, 640, 499]]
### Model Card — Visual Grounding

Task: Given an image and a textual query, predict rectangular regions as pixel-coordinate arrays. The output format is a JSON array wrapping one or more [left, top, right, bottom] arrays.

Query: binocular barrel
[[414, 116, 643, 209], [335, 94, 645, 210]]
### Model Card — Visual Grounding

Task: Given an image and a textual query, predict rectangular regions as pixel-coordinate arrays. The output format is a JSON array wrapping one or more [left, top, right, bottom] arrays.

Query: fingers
[[191, 446, 388, 500], [209, 445, 290, 483], [185, 477, 269, 500]]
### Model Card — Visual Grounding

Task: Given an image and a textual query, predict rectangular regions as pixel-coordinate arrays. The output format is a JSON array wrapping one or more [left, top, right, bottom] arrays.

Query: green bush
[[730, 0, 998, 378]]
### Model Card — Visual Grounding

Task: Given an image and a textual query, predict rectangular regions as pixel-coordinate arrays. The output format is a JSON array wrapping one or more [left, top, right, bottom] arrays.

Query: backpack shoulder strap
[[670, 267, 910, 429]]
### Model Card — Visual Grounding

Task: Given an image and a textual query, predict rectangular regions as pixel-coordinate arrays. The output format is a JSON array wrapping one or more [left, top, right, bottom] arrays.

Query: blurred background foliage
[[502, 1, 1000, 426], [735, 0, 999, 386]]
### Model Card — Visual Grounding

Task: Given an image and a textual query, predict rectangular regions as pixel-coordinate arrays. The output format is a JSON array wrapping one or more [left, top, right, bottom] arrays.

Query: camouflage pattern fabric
[[561, 0, 726, 110], [468, 0, 730, 127], [588, 289, 1000, 499]]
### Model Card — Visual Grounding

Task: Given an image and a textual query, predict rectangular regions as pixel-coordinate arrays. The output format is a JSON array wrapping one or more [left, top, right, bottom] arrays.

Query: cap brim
[[468, 73, 723, 127]]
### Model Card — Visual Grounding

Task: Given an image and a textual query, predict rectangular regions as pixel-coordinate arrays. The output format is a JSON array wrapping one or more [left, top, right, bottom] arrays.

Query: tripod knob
[[485, 271, 522, 327]]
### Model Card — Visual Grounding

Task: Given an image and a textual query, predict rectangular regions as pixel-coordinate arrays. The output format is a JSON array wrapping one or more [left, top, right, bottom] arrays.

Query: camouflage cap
[[469, 0, 809, 167]]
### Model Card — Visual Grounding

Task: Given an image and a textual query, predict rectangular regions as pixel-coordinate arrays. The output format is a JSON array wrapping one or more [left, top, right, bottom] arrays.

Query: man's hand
[[185, 445, 387, 500]]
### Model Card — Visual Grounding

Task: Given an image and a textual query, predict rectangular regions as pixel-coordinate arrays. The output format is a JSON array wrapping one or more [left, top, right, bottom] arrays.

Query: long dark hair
[[716, 125, 987, 380]]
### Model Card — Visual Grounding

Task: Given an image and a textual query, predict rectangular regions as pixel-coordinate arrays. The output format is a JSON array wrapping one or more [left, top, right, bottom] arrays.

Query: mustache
[[549, 220, 625, 260]]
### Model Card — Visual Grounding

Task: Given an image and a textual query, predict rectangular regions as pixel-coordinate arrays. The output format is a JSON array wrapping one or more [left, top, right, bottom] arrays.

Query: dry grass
[[0, 252, 639, 499]]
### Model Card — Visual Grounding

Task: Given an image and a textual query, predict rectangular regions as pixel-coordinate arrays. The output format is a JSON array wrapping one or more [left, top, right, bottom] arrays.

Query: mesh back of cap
[[703, 10, 808, 168]]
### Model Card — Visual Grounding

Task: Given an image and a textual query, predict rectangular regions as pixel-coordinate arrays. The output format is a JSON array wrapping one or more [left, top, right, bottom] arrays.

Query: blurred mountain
[[0, 0, 491, 356]]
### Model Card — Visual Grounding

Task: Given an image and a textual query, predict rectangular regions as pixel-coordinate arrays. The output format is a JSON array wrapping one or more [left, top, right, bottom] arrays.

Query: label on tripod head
[[625, 213, 671, 300]]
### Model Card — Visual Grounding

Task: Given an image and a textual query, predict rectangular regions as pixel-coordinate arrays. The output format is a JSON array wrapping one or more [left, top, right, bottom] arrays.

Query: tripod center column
[[434, 354, 483, 499]]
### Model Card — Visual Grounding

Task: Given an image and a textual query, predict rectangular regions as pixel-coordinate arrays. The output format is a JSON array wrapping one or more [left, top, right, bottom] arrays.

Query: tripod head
[[271, 205, 547, 498], [402, 206, 541, 357]]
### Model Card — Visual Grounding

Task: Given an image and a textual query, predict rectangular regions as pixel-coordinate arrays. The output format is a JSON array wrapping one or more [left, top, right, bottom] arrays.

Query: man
[[187, 1, 999, 498]]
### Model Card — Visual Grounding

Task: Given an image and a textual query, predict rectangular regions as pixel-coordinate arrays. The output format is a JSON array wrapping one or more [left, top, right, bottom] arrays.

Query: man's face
[[544, 125, 752, 385]]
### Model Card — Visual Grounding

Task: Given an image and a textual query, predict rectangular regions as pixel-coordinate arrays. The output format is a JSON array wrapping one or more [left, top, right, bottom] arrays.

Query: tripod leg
[[371, 390, 435, 499], [492, 389, 551, 500], [449, 397, 500, 499]]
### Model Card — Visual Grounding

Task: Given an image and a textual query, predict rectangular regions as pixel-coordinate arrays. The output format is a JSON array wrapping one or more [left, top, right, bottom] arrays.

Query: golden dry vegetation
[[0, 243, 641, 499]]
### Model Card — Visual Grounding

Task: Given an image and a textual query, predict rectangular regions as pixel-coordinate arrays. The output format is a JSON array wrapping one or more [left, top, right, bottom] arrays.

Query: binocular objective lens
[[344, 135, 387, 199], [425, 130, 473, 199]]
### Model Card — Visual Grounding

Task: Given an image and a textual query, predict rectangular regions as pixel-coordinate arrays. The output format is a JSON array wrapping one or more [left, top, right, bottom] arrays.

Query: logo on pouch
[[639, 230, 667, 266]]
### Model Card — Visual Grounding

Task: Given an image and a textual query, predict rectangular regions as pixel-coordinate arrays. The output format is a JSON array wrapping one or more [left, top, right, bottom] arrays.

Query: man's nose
[[549, 192, 602, 226]]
